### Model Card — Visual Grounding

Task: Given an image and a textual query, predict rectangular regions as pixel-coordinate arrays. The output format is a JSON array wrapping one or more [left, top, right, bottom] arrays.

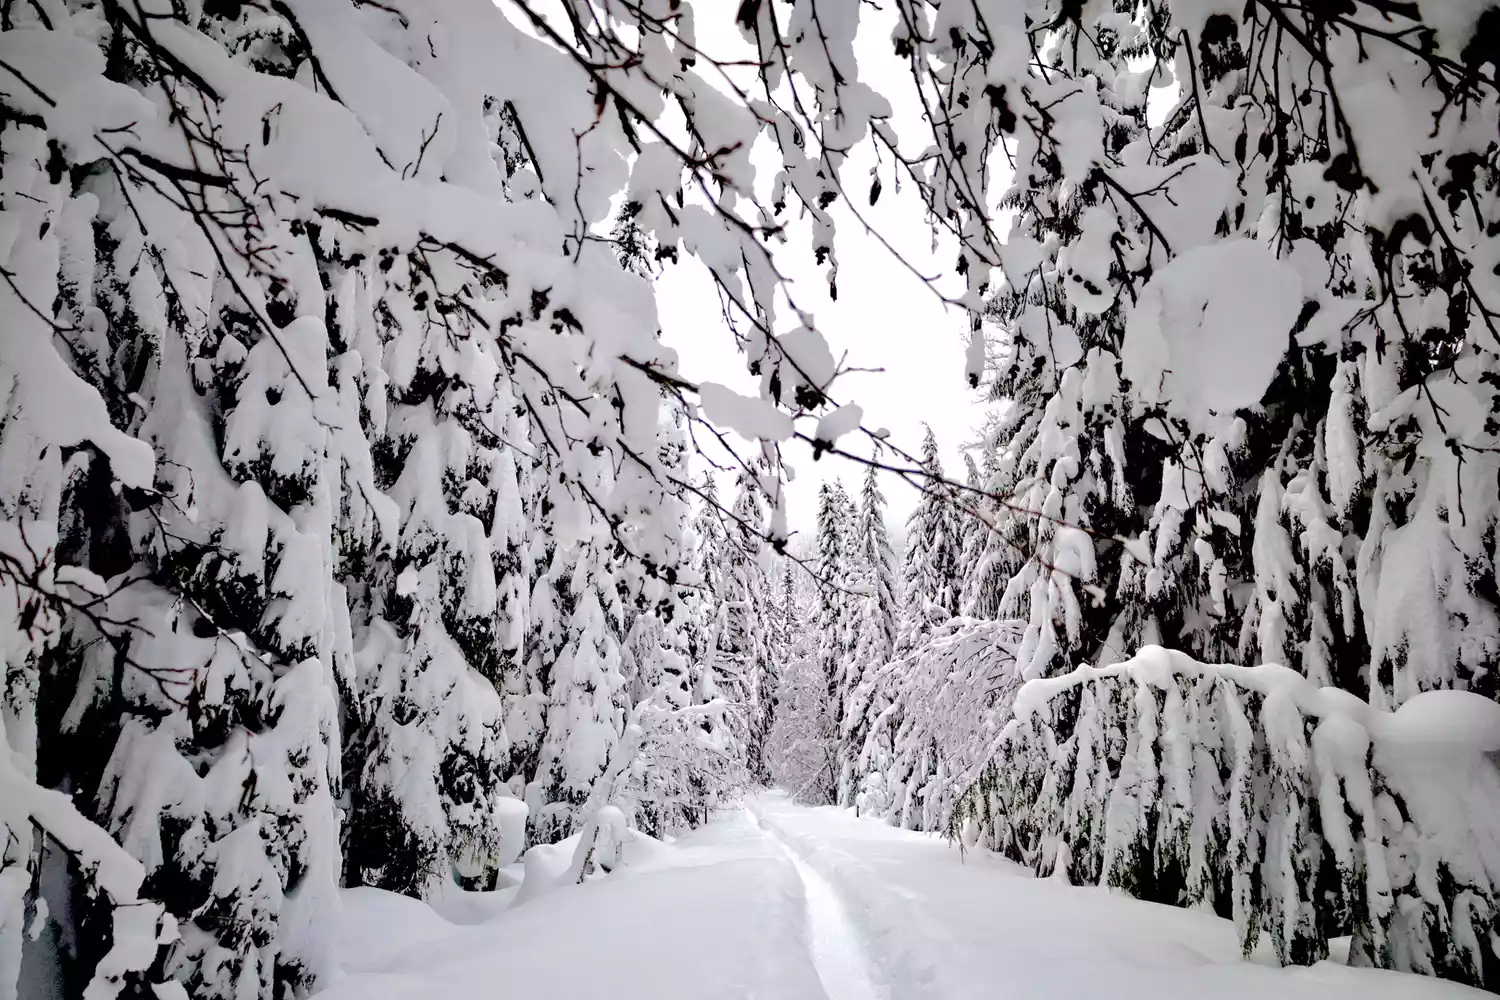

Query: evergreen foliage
[[897, 428, 963, 653], [1, 0, 1498, 995]]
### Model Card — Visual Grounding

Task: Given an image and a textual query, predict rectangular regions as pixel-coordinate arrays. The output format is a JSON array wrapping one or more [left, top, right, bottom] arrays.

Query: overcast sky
[[651, 6, 989, 537], [507, 2, 994, 539]]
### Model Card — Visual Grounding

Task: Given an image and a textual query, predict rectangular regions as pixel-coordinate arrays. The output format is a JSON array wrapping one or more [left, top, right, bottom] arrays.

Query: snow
[[317, 810, 827, 1000], [1379, 689, 1500, 751], [754, 810, 883, 1000], [748, 795, 1487, 1000], [1014, 645, 1500, 753], [697, 381, 795, 442], [814, 403, 865, 450], [1120, 238, 1303, 429], [332, 890, 453, 975], [311, 796, 1491, 1000]]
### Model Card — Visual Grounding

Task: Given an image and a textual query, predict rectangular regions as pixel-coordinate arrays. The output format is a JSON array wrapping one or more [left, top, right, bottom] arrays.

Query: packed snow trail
[[313, 794, 1487, 1000], [751, 808, 885, 1000]]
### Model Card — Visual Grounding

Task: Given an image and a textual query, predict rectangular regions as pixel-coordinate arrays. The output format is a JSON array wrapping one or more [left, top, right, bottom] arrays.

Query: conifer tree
[[814, 480, 857, 697], [852, 466, 899, 670], [897, 428, 963, 652], [728, 472, 776, 786], [959, 442, 1009, 620], [809, 481, 857, 802], [840, 466, 900, 805]]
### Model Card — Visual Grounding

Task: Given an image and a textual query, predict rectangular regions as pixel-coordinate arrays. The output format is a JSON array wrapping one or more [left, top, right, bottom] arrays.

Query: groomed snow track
[[749, 807, 886, 1000]]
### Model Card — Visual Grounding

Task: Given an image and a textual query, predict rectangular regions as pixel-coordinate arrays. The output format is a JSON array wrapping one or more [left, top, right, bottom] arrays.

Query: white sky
[[650, 6, 989, 537], [508, 1, 995, 537]]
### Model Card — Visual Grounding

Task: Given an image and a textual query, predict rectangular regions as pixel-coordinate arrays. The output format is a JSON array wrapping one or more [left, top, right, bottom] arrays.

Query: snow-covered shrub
[[856, 618, 1024, 831], [985, 646, 1500, 990], [617, 609, 733, 835]]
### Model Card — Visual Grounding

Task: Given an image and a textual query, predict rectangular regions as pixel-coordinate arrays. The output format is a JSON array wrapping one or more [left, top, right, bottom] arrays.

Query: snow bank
[[314, 811, 827, 1000]]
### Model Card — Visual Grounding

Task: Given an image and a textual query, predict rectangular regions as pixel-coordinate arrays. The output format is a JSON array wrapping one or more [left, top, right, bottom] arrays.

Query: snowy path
[[316, 794, 1487, 1000], [751, 807, 885, 1000], [747, 794, 1485, 1000]]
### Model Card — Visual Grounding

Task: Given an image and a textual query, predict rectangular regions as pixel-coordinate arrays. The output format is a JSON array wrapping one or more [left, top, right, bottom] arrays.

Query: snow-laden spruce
[[812, 479, 858, 800], [980, 647, 1500, 986], [896, 428, 964, 654], [4, 0, 1500, 997], [0, 2, 772, 996], [839, 465, 900, 807]]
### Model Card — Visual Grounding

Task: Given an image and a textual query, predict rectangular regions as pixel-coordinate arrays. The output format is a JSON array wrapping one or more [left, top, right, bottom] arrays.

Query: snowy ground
[[317, 794, 1488, 1000]]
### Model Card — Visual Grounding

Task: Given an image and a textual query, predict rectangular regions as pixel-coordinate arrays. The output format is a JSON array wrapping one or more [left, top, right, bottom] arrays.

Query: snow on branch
[[981, 645, 1500, 988], [853, 617, 1025, 831]]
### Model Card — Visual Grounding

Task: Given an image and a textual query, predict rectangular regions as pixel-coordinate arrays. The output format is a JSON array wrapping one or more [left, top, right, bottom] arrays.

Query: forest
[[1, 0, 1498, 998]]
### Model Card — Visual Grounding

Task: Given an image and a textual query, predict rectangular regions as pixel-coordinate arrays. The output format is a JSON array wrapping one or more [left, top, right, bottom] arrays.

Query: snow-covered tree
[[897, 428, 963, 652], [858, 618, 1025, 831], [727, 471, 776, 786], [4, 0, 1498, 995], [527, 549, 628, 846], [766, 656, 839, 807], [0, 1, 705, 990], [950, 1, 1500, 989], [813, 480, 857, 724], [839, 466, 900, 806], [991, 648, 1500, 986], [685, 474, 750, 768], [851, 466, 899, 670]]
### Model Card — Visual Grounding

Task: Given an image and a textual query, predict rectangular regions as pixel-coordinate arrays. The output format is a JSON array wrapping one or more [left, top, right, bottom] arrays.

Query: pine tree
[[840, 466, 900, 805], [343, 253, 529, 894], [818, 480, 859, 693], [688, 474, 746, 755], [810, 481, 857, 804], [728, 471, 776, 786], [852, 466, 899, 669], [959, 440, 1010, 620], [897, 428, 963, 652]]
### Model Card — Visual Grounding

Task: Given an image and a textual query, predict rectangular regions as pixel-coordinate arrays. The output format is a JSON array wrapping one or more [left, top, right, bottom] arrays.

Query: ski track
[[750, 807, 886, 1000]]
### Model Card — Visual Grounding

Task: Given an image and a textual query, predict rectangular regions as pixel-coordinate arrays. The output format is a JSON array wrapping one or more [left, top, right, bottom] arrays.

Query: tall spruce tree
[[728, 471, 776, 786], [811, 481, 857, 803], [839, 466, 900, 805], [852, 466, 900, 669], [897, 428, 963, 652], [959, 441, 1010, 620]]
